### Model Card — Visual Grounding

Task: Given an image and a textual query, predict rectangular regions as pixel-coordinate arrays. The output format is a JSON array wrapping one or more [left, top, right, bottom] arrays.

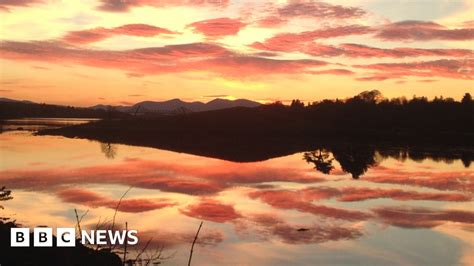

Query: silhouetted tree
[[290, 99, 305, 109], [351, 90, 384, 103], [462, 93, 472, 104]]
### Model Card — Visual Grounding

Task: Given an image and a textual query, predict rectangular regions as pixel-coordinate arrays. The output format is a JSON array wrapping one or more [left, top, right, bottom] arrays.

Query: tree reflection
[[100, 142, 117, 159], [461, 152, 472, 168], [304, 144, 473, 179], [332, 146, 378, 179], [303, 150, 334, 174], [304, 146, 379, 179]]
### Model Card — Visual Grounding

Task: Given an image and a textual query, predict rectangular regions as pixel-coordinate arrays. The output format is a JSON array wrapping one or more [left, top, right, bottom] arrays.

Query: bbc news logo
[[11, 228, 138, 247]]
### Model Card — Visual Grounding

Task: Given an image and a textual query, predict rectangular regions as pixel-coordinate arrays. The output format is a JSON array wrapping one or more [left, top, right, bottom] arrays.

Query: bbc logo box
[[11, 228, 76, 247]]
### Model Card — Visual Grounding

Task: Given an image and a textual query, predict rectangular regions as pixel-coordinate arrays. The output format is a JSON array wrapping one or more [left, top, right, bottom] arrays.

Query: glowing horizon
[[0, 0, 473, 107]]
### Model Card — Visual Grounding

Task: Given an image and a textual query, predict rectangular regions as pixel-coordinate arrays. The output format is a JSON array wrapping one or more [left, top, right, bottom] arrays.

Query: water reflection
[[0, 131, 473, 265], [304, 145, 473, 179], [100, 142, 118, 159], [1, 118, 98, 132]]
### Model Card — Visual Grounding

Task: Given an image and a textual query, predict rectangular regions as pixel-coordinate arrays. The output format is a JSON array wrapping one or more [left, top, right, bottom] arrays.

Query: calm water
[[1, 118, 99, 131], [0, 125, 473, 265]]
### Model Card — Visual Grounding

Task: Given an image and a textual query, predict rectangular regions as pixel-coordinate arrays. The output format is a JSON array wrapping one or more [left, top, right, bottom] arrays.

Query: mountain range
[[0, 97, 35, 104], [0, 97, 262, 114], [90, 98, 261, 113]]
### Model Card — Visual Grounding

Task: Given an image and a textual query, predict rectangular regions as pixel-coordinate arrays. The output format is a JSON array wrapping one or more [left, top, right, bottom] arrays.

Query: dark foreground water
[[0, 123, 473, 265]]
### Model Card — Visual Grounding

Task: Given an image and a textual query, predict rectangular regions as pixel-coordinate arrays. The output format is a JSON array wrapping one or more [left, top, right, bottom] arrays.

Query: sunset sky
[[0, 0, 473, 106]]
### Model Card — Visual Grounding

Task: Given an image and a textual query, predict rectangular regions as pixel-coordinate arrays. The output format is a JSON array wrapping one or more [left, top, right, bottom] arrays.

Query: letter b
[[34, 228, 52, 247], [11, 228, 30, 247]]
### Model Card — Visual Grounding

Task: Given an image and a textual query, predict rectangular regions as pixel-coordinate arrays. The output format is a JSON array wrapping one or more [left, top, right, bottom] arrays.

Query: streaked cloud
[[180, 199, 242, 222], [0, 40, 328, 78], [97, 0, 229, 12], [373, 206, 474, 228], [375, 20, 474, 41], [0, 0, 44, 11], [57, 188, 176, 213], [277, 0, 366, 19], [62, 24, 177, 44], [187, 17, 246, 38]]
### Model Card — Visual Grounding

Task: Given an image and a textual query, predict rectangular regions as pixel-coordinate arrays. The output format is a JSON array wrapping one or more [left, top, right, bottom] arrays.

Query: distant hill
[[90, 98, 261, 113], [0, 101, 127, 119], [1, 97, 261, 119], [0, 97, 35, 104], [88, 104, 131, 113]]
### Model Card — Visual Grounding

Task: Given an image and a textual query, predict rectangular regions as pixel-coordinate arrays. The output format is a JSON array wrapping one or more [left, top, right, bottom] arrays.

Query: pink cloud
[[335, 187, 470, 202], [252, 186, 470, 204], [0, 157, 325, 196], [338, 43, 472, 58], [256, 16, 288, 28], [250, 25, 374, 52], [62, 24, 177, 44], [373, 206, 474, 228], [180, 199, 242, 222], [0, 41, 327, 78], [249, 190, 372, 221], [62, 28, 111, 44], [310, 69, 354, 75], [97, 0, 229, 12], [277, 0, 366, 19], [56, 188, 176, 213], [0, 0, 44, 11], [364, 166, 474, 192], [354, 59, 474, 80], [253, 40, 472, 59], [187, 17, 246, 37], [376, 20, 474, 41]]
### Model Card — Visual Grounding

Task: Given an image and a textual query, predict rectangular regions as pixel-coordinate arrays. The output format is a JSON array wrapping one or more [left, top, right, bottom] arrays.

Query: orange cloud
[[253, 40, 473, 59], [277, 1, 366, 19], [335, 187, 470, 202], [310, 69, 354, 75], [0, 41, 327, 78], [180, 199, 242, 222], [249, 190, 371, 221], [250, 186, 470, 205], [56, 188, 176, 213], [354, 59, 474, 80], [0, 157, 324, 196], [97, 0, 229, 12], [0, 0, 44, 11], [250, 25, 374, 52], [62, 24, 177, 44], [187, 17, 246, 37], [376, 21, 474, 41], [373, 206, 474, 228], [255, 16, 288, 28], [364, 167, 474, 192]]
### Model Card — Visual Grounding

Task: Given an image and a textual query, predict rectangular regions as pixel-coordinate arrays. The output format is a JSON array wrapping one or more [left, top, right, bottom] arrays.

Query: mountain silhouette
[[90, 98, 261, 113], [0, 97, 35, 104]]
